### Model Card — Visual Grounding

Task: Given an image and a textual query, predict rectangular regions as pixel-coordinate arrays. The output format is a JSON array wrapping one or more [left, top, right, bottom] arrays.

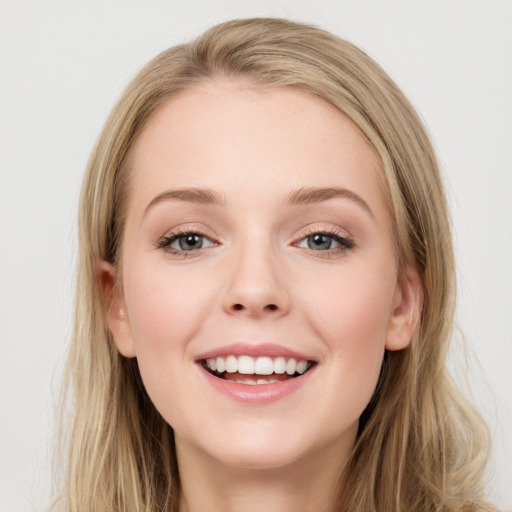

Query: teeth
[[204, 355, 311, 376], [225, 355, 237, 373], [233, 377, 285, 385], [254, 357, 273, 375], [296, 360, 308, 374], [286, 358, 297, 375], [274, 357, 286, 374], [216, 357, 225, 373], [238, 355, 255, 374]]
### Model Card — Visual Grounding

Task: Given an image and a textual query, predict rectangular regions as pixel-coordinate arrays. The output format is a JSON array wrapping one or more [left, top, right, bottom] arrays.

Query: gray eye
[[159, 231, 216, 254], [176, 234, 205, 250], [296, 232, 353, 254], [307, 233, 334, 250]]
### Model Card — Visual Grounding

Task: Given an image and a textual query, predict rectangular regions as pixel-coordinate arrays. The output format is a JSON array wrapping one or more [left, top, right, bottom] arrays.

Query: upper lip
[[195, 342, 317, 362]]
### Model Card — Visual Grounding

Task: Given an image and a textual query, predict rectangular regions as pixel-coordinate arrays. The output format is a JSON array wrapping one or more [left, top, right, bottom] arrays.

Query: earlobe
[[96, 261, 136, 358], [385, 267, 423, 351]]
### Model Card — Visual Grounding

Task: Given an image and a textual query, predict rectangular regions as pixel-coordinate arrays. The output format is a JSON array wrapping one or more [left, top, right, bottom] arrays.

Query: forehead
[[126, 81, 388, 215]]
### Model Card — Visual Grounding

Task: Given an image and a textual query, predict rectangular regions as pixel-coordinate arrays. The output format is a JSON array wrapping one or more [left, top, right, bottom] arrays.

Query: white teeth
[[216, 357, 225, 373], [233, 378, 281, 385], [296, 360, 308, 374], [286, 358, 297, 375], [204, 355, 311, 377], [233, 377, 286, 385], [238, 355, 255, 374], [225, 355, 237, 373], [254, 357, 274, 375], [274, 357, 286, 374]]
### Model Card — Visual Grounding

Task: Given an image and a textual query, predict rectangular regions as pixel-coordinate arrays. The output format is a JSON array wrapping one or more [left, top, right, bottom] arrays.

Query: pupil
[[309, 234, 331, 250], [180, 234, 201, 250]]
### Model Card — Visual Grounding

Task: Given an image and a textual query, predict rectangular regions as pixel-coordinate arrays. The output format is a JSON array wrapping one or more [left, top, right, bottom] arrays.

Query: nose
[[222, 242, 290, 319]]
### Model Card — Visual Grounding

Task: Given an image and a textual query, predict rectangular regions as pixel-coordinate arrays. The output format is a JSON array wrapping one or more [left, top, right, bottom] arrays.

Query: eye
[[296, 231, 355, 253], [157, 230, 216, 254]]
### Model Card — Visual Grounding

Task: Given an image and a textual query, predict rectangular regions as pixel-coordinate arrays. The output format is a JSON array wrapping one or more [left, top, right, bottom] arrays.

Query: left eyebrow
[[286, 187, 374, 218]]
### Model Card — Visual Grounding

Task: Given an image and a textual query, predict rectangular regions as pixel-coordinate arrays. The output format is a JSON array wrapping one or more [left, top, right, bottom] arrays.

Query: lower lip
[[198, 365, 316, 404]]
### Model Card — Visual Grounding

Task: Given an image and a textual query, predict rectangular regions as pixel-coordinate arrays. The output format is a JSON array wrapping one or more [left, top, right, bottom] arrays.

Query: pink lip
[[198, 363, 317, 404], [195, 343, 317, 404], [195, 342, 316, 362]]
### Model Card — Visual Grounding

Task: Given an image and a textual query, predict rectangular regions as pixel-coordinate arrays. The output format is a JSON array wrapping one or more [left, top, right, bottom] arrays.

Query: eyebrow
[[286, 187, 373, 217], [144, 186, 373, 217], [144, 188, 225, 215]]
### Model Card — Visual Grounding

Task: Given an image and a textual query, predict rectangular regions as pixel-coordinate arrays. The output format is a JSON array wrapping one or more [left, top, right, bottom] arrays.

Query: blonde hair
[[56, 18, 493, 511]]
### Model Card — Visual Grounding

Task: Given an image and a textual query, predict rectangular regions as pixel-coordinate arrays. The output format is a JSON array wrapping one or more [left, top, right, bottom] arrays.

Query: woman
[[56, 17, 493, 511]]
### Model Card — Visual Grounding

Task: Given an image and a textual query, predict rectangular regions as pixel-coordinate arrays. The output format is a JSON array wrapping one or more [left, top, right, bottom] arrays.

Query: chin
[[177, 422, 310, 472], [211, 442, 306, 471]]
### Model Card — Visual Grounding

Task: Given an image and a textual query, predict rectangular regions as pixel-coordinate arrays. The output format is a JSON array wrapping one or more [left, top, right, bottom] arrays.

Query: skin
[[100, 81, 422, 512]]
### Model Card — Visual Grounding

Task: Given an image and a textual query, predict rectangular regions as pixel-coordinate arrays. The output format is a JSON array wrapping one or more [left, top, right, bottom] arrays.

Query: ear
[[385, 266, 423, 351], [96, 261, 136, 358]]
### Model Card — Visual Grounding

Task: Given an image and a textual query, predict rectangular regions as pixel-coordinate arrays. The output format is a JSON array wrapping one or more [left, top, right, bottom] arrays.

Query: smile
[[202, 355, 314, 385]]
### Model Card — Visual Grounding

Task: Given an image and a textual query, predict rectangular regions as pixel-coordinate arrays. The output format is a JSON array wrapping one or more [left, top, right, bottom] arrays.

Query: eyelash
[[156, 228, 218, 257], [156, 228, 355, 258], [293, 228, 355, 258]]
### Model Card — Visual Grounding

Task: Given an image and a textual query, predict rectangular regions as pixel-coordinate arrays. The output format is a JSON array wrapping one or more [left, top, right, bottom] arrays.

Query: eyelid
[[156, 224, 220, 256], [291, 225, 356, 256], [154, 223, 355, 258], [293, 224, 353, 242]]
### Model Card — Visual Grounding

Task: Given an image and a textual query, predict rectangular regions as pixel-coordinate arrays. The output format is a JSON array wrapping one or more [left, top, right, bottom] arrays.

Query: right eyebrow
[[144, 188, 225, 216]]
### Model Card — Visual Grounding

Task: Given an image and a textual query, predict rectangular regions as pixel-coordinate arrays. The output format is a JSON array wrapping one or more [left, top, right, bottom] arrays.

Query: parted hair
[[54, 17, 493, 511]]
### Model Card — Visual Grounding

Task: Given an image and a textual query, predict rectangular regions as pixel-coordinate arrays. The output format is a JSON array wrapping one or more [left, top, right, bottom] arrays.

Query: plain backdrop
[[1, 1, 511, 510]]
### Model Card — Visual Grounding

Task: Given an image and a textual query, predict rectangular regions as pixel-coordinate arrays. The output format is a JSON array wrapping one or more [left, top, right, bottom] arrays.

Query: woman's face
[[104, 81, 419, 472]]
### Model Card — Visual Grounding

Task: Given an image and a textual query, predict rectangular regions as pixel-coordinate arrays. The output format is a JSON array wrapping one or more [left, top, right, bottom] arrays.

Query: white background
[[1, 1, 511, 510]]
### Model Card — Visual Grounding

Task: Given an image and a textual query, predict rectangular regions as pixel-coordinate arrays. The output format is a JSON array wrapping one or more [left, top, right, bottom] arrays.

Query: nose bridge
[[222, 232, 289, 318]]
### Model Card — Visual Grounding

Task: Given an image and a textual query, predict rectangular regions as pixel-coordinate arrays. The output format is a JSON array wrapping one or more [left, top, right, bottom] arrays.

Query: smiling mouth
[[201, 355, 315, 385]]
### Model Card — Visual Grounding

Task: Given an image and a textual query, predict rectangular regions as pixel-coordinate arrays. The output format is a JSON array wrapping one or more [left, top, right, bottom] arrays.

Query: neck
[[176, 434, 354, 512]]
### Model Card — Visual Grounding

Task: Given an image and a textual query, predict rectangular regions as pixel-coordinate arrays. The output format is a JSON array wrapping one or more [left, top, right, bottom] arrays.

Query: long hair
[[55, 18, 492, 511]]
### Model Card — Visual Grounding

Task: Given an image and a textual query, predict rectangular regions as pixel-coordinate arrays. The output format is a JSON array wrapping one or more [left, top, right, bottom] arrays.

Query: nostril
[[231, 303, 278, 312]]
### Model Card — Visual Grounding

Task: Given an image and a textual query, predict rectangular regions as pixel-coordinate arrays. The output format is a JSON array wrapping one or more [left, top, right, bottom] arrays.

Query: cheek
[[306, 266, 394, 341], [121, 263, 216, 395], [124, 261, 212, 345], [121, 263, 225, 432], [302, 265, 395, 401]]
